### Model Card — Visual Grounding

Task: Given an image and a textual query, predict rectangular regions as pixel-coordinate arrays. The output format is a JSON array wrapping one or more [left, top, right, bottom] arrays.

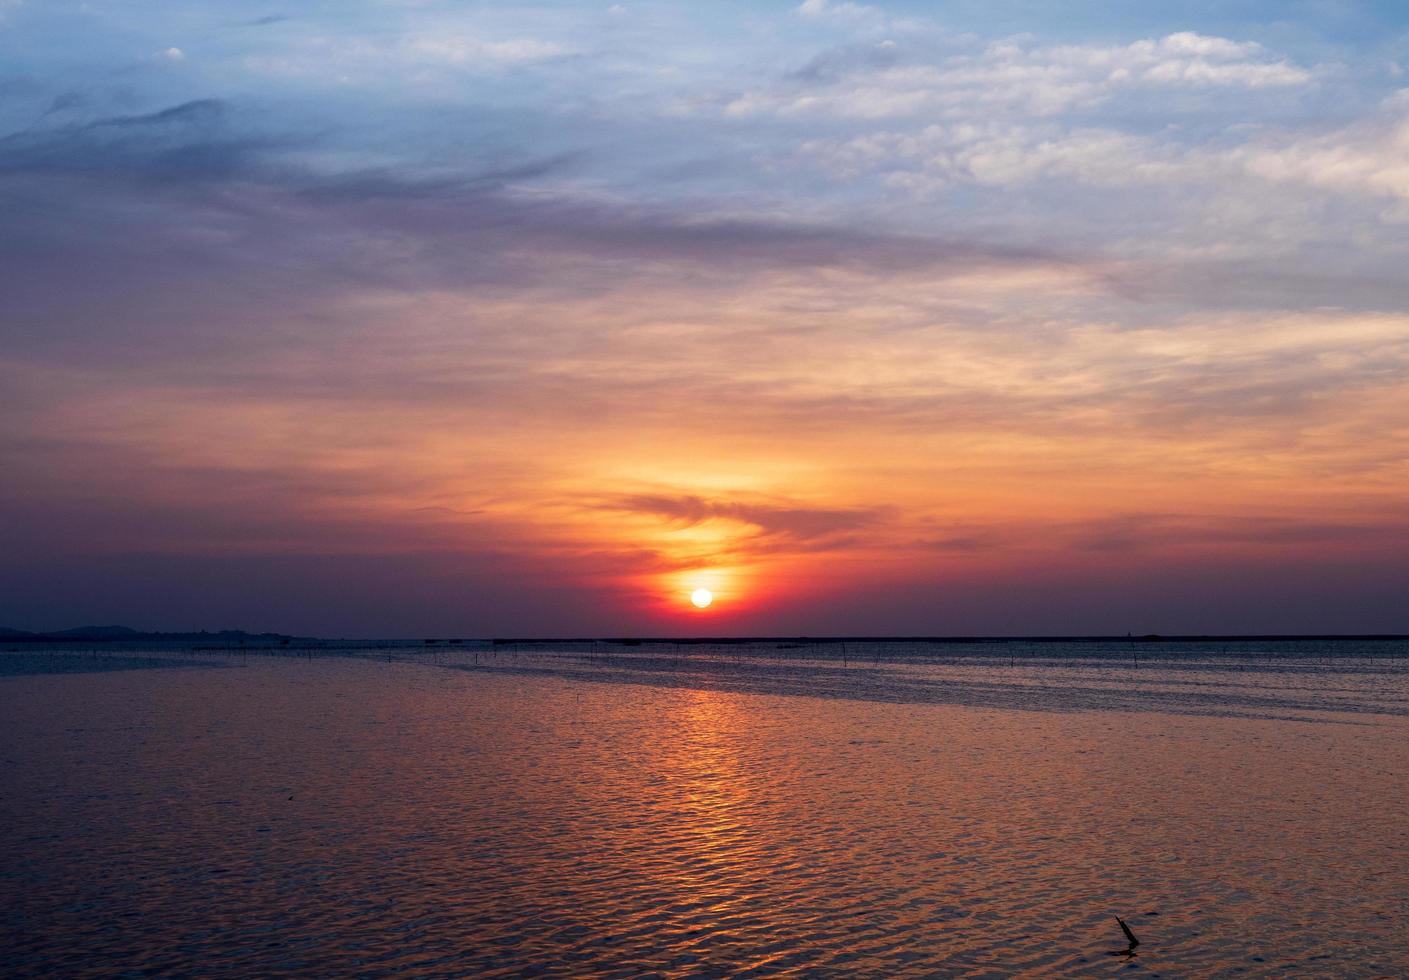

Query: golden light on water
[[691, 588, 714, 609]]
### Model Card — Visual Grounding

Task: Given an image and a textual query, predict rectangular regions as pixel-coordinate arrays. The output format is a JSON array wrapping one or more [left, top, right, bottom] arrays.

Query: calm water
[[3, 640, 1408, 977]]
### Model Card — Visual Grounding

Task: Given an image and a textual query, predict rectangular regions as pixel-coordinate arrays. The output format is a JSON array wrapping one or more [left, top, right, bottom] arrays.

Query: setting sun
[[690, 588, 714, 609]]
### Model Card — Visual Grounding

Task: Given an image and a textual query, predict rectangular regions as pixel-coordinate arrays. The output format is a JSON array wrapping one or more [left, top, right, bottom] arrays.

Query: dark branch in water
[[1108, 915, 1141, 957]]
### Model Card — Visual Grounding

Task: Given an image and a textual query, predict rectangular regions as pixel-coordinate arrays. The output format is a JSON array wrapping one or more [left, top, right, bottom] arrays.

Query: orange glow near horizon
[[14, 274, 1409, 634], [658, 566, 745, 619]]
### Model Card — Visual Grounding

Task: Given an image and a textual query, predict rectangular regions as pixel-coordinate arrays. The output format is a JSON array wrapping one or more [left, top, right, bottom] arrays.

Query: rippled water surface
[[4, 640, 1409, 977]]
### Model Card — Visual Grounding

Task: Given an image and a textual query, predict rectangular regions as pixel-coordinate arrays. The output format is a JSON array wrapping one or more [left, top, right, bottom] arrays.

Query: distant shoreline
[[487, 633, 1409, 645], [5, 630, 1408, 646]]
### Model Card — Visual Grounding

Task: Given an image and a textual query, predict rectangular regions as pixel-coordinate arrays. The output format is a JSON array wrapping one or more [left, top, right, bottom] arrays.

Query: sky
[[2, 0, 1408, 637]]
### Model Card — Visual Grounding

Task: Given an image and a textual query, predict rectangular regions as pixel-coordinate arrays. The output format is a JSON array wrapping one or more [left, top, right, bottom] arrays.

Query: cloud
[[789, 39, 904, 84], [1232, 94, 1409, 203], [1065, 513, 1409, 553], [725, 31, 1314, 120], [0, 99, 277, 182], [796, 0, 877, 22], [401, 35, 565, 66], [916, 511, 1409, 557], [800, 123, 1202, 189], [606, 492, 883, 543], [241, 28, 568, 84], [793, 0, 925, 36], [0, 96, 1081, 359]]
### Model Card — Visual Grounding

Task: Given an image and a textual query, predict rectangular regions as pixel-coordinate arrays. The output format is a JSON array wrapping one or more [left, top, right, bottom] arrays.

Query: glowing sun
[[690, 588, 714, 609]]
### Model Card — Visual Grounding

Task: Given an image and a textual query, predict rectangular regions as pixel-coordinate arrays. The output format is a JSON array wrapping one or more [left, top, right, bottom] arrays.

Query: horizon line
[[9, 629, 1409, 644]]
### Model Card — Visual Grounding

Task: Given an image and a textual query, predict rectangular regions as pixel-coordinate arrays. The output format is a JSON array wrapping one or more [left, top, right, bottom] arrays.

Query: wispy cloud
[[607, 492, 883, 542], [723, 31, 1314, 120]]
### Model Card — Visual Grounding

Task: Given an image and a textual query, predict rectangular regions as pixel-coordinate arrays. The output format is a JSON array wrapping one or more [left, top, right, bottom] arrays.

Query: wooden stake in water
[[1116, 915, 1139, 949], [1106, 915, 1141, 957]]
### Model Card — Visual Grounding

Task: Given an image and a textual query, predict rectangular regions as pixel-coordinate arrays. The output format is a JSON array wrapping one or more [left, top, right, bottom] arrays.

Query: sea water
[[3, 640, 1408, 976]]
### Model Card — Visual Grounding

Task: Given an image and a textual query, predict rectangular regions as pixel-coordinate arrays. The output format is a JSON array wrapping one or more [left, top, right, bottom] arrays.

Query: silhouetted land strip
[[0, 626, 306, 644], [489, 633, 1409, 645], [5, 625, 1408, 649]]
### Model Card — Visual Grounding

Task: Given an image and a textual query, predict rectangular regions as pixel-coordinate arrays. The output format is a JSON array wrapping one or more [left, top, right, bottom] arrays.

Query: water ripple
[[3, 646, 1408, 976]]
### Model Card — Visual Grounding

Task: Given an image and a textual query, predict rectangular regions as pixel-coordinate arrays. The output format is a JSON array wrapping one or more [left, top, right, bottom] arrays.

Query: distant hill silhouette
[[0, 626, 304, 643], [51, 625, 143, 638]]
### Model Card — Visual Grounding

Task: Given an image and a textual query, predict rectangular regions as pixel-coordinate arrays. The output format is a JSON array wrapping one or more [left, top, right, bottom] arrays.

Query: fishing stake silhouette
[[1107, 915, 1141, 956]]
